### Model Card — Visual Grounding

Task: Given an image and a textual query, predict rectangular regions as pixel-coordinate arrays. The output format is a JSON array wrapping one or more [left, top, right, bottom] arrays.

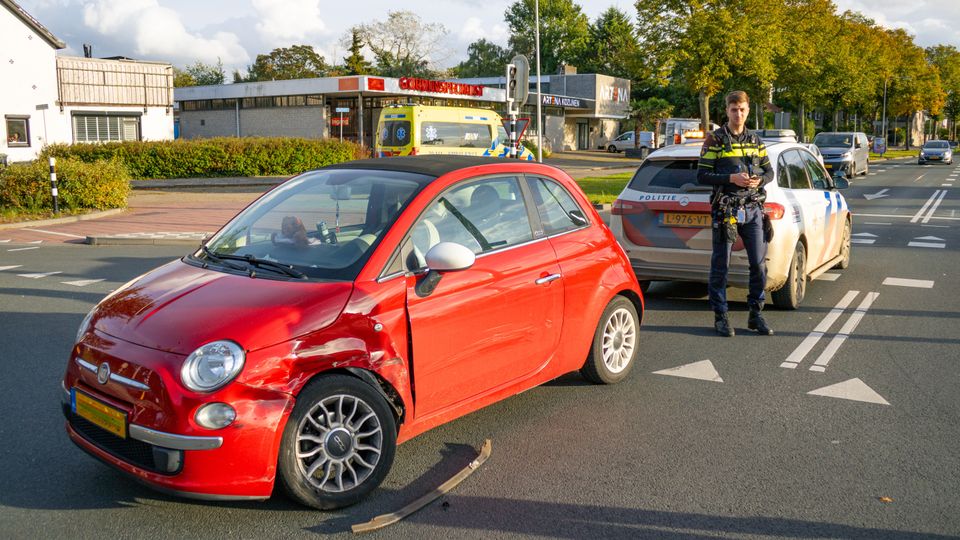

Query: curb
[[0, 208, 126, 230], [85, 236, 205, 246]]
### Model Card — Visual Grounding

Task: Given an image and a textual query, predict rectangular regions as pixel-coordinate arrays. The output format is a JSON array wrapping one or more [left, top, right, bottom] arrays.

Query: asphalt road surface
[[1, 158, 958, 539]]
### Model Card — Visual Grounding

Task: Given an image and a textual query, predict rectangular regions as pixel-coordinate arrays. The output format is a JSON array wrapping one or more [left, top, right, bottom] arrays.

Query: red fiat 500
[[62, 156, 644, 509]]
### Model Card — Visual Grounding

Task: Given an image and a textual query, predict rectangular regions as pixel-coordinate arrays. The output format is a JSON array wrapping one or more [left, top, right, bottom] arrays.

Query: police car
[[610, 141, 852, 309]]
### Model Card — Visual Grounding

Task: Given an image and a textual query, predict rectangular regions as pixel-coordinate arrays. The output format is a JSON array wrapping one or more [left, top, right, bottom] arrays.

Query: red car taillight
[[764, 202, 785, 220]]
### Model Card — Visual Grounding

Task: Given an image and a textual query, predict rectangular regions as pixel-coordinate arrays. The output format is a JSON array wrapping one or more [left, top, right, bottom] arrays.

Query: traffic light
[[506, 64, 517, 105]]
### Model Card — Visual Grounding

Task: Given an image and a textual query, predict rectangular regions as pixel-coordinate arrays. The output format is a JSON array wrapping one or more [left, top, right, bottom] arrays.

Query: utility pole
[[534, 0, 543, 162]]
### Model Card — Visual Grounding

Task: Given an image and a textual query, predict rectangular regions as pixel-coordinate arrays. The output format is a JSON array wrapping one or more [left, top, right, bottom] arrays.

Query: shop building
[[1, 0, 174, 163], [174, 71, 630, 154]]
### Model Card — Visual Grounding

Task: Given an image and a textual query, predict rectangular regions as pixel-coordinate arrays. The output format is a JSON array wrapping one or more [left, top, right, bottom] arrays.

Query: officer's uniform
[[697, 125, 774, 333]]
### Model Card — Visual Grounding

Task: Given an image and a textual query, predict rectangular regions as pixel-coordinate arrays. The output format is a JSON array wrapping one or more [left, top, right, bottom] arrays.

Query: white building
[[1, 0, 174, 163]]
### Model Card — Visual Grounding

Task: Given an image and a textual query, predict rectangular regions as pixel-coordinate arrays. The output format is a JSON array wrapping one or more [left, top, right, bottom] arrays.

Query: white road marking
[[942, 184, 953, 187], [908, 241, 946, 248], [921, 224, 949, 228], [915, 236, 944, 241], [23, 228, 85, 239], [810, 292, 880, 371], [652, 360, 723, 382], [780, 291, 860, 369], [910, 190, 942, 223], [0, 265, 24, 271], [808, 378, 890, 405], [868, 173, 877, 176], [882, 277, 935, 288], [851, 239, 875, 244], [0, 239, 10, 243], [17, 271, 63, 279], [61, 279, 106, 287], [913, 174, 925, 182], [852, 232, 877, 237], [863, 189, 889, 200], [857, 213, 960, 221], [922, 190, 947, 224], [7, 247, 39, 252], [816, 273, 840, 281], [26, 240, 42, 244]]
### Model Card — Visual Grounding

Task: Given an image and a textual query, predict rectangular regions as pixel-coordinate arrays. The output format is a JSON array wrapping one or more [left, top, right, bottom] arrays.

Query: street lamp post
[[534, 0, 543, 162], [881, 78, 887, 156]]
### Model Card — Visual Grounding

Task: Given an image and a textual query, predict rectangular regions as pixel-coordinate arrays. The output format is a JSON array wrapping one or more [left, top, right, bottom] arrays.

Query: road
[[0, 159, 958, 538]]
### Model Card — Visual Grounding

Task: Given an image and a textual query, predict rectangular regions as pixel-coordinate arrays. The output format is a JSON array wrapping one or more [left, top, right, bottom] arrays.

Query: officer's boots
[[748, 308, 774, 335], [714, 312, 735, 337]]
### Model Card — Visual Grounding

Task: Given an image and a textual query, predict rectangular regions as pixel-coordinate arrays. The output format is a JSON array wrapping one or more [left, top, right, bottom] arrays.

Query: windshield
[[194, 169, 429, 281], [923, 141, 949, 149], [813, 134, 853, 147]]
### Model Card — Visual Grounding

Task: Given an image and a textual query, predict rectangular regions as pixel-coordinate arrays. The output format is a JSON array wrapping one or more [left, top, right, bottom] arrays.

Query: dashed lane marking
[[816, 273, 840, 281], [61, 279, 106, 287], [808, 378, 890, 405], [23, 228, 85, 239], [781, 291, 860, 369], [882, 277, 935, 288], [0, 239, 10, 243], [0, 265, 23, 271], [809, 292, 880, 372], [16, 271, 63, 279], [7, 247, 39, 252]]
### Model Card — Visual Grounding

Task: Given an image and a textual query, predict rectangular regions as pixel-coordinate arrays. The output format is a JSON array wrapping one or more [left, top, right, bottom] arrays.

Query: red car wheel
[[580, 296, 640, 384]]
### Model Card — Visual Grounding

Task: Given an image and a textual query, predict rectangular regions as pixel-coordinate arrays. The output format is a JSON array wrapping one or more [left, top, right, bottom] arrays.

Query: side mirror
[[416, 242, 475, 298], [833, 177, 850, 190]]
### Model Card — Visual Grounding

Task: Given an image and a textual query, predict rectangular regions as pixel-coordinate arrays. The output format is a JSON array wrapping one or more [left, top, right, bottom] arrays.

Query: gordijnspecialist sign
[[398, 77, 484, 97]]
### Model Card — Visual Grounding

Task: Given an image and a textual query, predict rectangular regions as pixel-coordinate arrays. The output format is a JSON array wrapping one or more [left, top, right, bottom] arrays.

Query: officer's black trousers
[[708, 204, 767, 314]]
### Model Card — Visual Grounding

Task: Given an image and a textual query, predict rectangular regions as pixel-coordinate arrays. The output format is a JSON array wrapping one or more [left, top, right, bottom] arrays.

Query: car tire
[[607, 145, 618, 153], [580, 296, 640, 385], [862, 162, 869, 176], [834, 220, 851, 270], [278, 374, 397, 510], [772, 242, 806, 310]]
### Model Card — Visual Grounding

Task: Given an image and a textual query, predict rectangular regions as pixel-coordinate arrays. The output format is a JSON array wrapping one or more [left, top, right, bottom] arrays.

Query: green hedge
[[41, 137, 364, 180], [521, 138, 552, 159], [0, 157, 130, 212]]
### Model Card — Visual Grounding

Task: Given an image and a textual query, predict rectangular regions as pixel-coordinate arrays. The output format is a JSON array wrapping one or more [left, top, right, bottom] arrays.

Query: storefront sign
[[398, 77, 484, 97], [367, 78, 385, 91], [541, 95, 583, 108], [599, 85, 629, 104]]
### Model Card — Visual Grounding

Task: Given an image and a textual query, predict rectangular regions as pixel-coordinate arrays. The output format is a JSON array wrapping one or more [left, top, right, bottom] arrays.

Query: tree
[[342, 30, 374, 75], [580, 7, 640, 82], [240, 45, 329, 82], [453, 39, 510, 78], [174, 59, 225, 87], [354, 11, 448, 78], [630, 97, 674, 148], [927, 45, 960, 140], [505, 0, 590, 75]]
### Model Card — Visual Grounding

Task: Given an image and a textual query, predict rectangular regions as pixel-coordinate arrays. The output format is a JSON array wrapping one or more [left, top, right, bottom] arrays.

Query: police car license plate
[[824, 163, 832, 169], [660, 212, 710, 228], [72, 388, 127, 438]]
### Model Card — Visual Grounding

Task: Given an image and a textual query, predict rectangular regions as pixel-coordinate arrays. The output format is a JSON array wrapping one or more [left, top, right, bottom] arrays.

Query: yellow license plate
[[660, 212, 710, 228], [73, 389, 127, 438], [824, 164, 832, 169]]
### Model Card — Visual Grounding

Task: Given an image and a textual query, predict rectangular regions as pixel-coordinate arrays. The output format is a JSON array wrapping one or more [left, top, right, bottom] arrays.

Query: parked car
[[607, 130, 654, 153], [918, 140, 954, 164], [812, 132, 870, 177], [756, 129, 798, 143], [610, 142, 851, 309], [61, 156, 643, 509]]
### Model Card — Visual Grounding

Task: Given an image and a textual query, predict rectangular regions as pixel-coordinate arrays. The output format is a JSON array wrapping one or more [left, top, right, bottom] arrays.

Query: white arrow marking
[[17, 271, 62, 279], [808, 378, 890, 405], [882, 277, 934, 288], [653, 360, 723, 382], [863, 189, 889, 200], [852, 232, 878, 238], [0, 265, 23, 271], [61, 279, 105, 287], [914, 236, 944, 241]]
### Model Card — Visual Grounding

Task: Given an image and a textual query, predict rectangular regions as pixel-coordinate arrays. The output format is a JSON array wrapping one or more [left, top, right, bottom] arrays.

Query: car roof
[[646, 141, 808, 161], [323, 155, 535, 179]]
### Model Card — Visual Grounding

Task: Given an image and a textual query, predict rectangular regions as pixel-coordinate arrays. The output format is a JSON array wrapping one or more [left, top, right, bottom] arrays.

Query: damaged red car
[[61, 156, 644, 509]]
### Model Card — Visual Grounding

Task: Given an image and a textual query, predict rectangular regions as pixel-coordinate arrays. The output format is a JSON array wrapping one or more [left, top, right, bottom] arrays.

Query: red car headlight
[[180, 340, 246, 392]]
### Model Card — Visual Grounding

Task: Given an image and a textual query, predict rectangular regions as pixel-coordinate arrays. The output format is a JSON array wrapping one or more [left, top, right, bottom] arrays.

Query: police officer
[[697, 90, 774, 337]]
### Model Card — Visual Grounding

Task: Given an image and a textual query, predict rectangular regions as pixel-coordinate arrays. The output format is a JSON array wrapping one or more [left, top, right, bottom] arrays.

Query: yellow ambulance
[[375, 105, 533, 160]]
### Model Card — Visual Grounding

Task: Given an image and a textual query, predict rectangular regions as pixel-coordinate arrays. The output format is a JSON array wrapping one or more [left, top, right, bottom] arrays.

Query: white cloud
[[833, 0, 960, 47], [81, 0, 249, 64], [459, 16, 508, 46], [251, 0, 326, 45]]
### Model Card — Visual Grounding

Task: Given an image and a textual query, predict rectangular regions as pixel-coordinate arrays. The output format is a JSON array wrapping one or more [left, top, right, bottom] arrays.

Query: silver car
[[607, 131, 654, 153], [813, 132, 870, 177], [918, 140, 954, 165], [610, 142, 852, 309]]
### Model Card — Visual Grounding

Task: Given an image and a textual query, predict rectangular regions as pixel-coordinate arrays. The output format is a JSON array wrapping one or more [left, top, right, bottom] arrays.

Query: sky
[[15, 0, 960, 75]]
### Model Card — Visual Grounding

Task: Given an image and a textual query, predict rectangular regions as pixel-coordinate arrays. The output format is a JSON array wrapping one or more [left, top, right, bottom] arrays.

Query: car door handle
[[536, 274, 561, 285]]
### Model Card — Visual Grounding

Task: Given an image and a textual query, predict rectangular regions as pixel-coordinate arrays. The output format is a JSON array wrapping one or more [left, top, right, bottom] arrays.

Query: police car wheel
[[772, 242, 806, 310], [835, 220, 851, 270], [580, 296, 640, 385], [278, 375, 397, 509]]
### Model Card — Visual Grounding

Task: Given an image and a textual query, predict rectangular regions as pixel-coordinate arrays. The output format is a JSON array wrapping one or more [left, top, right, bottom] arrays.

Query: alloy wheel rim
[[295, 394, 383, 493], [602, 308, 636, 374], [795, 249, 806, 301]]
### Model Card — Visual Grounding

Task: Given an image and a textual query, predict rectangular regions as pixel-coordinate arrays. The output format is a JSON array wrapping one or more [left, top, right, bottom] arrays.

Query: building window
[[73, 114, 141, 143], [5, 116, 30, 147]]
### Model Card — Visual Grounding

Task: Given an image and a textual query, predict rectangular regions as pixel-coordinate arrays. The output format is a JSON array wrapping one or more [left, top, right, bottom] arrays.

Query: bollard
[[49, 157, 59, 214]]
